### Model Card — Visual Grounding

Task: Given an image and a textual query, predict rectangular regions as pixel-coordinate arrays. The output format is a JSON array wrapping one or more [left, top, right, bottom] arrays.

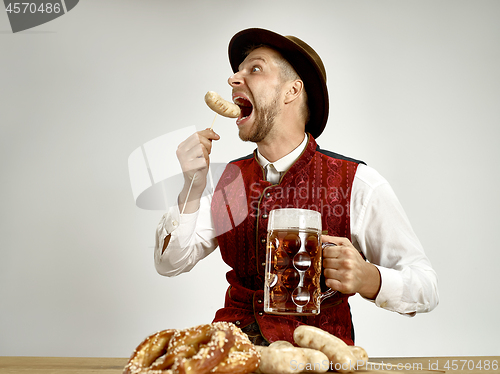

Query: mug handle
[[320, 242, 338, 302]]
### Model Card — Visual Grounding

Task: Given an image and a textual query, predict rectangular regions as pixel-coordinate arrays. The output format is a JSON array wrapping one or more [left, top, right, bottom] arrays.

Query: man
[[154, 28, 438, 345]]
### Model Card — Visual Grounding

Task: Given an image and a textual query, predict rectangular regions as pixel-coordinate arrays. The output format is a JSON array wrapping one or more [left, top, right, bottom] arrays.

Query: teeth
[[233, 95, 253, 125]]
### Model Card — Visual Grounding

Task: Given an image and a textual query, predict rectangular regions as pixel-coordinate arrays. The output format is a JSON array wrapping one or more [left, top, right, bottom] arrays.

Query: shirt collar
[[256, 133, 308, 172]]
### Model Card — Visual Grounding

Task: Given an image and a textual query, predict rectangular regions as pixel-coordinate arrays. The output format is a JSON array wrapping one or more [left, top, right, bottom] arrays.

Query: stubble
[[239, 89, 281, 143]]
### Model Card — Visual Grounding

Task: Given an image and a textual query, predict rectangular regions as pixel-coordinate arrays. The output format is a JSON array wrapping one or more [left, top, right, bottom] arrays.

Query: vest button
[[257, 299, 262, 304], [258, 312, 263, 316], [235, 320, 241, 326], [262, 214, 268, 219], [261, 262, 265, 267], [265, 192, 271, 198], [261, 238, 266, 243]]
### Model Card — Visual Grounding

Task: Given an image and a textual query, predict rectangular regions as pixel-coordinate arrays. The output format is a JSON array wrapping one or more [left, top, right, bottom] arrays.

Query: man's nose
[[228, 72, 243, 87]]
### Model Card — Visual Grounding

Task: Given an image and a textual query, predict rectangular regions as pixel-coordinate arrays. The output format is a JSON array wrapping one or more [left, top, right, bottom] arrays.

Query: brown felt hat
[[228, 28, 329, 139]]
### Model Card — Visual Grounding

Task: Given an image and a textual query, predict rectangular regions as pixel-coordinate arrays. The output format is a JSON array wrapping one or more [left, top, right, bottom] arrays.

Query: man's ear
[[284, 80, 304, 104]]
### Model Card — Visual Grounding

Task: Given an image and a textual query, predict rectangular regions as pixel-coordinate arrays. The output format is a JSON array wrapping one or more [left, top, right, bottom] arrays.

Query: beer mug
[[264, 208, 336, 315]]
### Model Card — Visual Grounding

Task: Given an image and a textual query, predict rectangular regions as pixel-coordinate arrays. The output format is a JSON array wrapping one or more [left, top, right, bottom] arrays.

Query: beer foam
[[268, 208, 321, 232]]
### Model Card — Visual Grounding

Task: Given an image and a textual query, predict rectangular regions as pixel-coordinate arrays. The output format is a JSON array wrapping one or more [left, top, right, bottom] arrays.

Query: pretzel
[[211, 322, 260, 373], [123, 329, 177, 374], [123, 322, 259, 374]]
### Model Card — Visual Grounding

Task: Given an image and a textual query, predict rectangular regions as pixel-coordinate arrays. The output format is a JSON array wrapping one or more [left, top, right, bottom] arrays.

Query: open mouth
[[233, 96, 253, 124]]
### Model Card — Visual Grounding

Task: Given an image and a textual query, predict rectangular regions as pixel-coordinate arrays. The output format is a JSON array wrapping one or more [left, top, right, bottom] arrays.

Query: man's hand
[[176, 128, 220, 214], [322, 235, 381, 300]]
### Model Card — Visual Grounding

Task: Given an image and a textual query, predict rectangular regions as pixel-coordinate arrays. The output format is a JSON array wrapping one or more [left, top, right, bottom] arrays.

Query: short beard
[[239, 93, 281, 143]]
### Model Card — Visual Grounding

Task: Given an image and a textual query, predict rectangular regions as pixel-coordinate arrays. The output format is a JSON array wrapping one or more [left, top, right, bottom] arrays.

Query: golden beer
[[264, 208, 334, 315]]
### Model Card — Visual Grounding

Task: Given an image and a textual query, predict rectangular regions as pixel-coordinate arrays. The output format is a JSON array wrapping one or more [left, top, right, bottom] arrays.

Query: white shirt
[[256, 133, 309, 184], [154, 136, 439, 316]]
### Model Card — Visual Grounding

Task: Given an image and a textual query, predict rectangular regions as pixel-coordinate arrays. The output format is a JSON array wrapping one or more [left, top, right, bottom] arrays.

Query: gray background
[[1, 0, 499, 358]]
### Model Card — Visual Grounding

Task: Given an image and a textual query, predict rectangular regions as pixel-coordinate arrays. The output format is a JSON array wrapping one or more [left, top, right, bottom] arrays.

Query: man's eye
[[252, 66, 262, 73]]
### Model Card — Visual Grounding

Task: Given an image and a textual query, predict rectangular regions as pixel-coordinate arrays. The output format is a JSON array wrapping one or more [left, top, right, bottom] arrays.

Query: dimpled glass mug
[[264, 208, 336, 315]]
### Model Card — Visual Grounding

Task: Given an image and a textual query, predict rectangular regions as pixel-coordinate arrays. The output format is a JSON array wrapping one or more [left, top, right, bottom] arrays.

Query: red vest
[[211, 135, 362, 345]]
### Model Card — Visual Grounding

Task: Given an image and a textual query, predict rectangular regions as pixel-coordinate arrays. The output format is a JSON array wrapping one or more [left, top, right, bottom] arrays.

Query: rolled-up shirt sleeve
[[154, 193, 218, 277], [351, 164, 439, 315]]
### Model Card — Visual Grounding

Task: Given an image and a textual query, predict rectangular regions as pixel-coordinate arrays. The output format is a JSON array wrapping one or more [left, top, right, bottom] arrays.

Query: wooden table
[[0, 356, 498, 373]]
